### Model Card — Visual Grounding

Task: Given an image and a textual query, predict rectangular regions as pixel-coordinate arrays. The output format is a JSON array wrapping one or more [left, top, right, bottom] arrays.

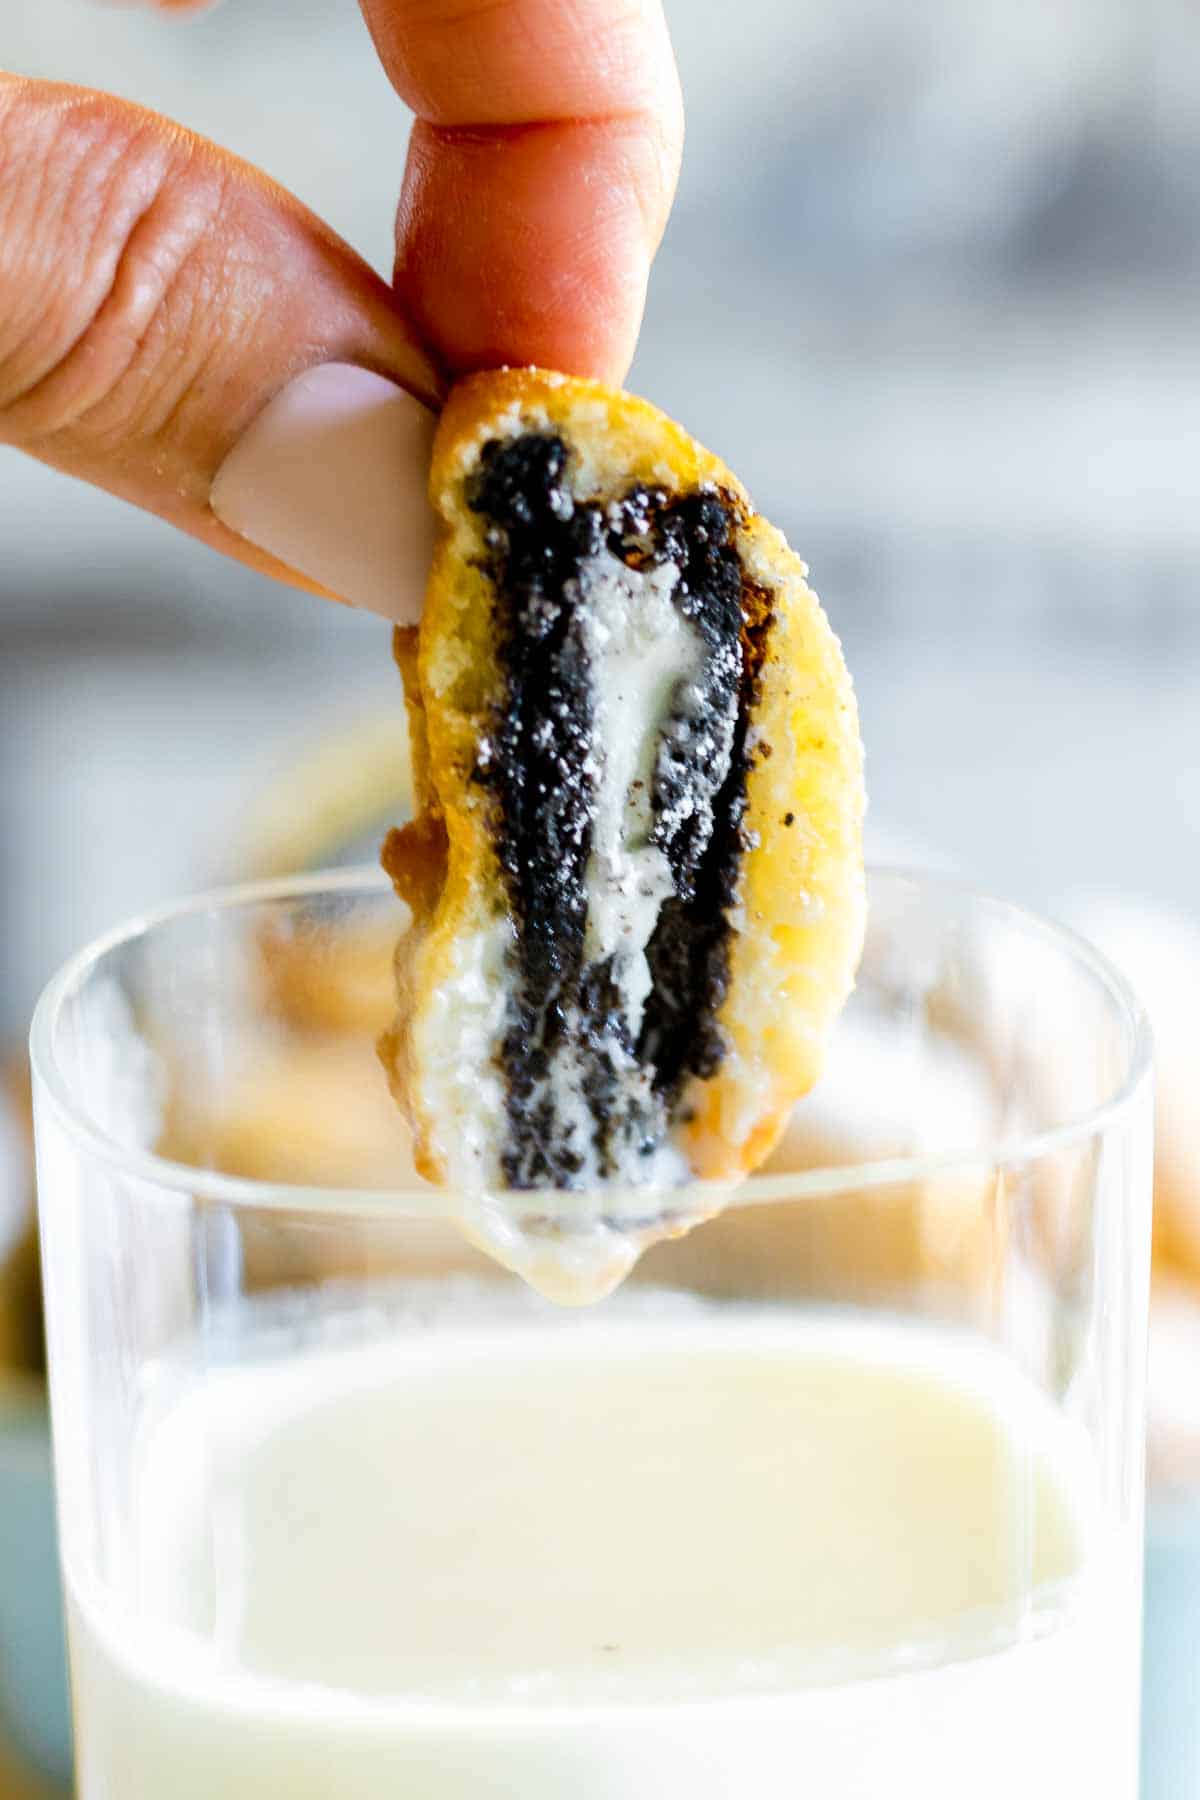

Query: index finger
[[359, 0, 684, 384]]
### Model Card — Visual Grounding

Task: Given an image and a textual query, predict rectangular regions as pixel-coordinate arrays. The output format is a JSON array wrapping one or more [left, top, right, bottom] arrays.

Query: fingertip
[[395, 119, 661, 386], [360, 0, 682, 135], [211, 365, 436, 625]]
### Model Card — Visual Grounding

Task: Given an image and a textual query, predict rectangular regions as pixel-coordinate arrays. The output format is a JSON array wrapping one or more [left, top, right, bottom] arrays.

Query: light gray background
[[2, 0, 1197, 1034]]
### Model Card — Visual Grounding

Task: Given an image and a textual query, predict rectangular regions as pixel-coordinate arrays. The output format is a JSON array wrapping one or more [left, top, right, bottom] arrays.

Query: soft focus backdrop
[[1, 2, 1199, 1795], [3, 0, 1200, 1032]]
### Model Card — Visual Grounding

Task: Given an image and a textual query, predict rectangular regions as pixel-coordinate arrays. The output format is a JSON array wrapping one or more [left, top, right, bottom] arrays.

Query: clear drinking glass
[[30, 868, 1151, 1800]]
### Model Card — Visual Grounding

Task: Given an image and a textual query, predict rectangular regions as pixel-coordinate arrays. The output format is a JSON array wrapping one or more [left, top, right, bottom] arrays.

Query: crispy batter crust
[[381, 367, 865, 1187]]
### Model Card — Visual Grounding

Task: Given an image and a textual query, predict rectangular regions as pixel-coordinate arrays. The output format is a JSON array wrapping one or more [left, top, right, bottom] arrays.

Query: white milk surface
[[63, 1306, 1140, 1798]]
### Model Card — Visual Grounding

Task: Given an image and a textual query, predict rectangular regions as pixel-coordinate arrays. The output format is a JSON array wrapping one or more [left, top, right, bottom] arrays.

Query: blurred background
[[1, 0, 1198, 1793]]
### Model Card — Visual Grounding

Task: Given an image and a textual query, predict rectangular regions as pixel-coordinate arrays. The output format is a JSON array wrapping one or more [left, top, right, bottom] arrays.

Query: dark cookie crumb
[[641, 577, 775, 1098]]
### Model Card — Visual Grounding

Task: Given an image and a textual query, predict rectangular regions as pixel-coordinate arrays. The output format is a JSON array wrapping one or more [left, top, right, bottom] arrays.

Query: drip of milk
[[62, 1300, 1140, 1799]]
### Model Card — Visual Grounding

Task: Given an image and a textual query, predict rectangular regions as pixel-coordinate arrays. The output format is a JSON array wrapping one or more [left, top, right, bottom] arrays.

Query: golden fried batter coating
[[381, 369, 865, 1196]]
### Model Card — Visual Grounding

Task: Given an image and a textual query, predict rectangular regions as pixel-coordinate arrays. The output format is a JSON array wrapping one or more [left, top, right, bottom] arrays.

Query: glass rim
[[28, 864, 1153, 1221]]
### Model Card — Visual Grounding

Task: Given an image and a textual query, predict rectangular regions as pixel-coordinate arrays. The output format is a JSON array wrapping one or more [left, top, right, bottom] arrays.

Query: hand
[[0, 0, 683, 617]]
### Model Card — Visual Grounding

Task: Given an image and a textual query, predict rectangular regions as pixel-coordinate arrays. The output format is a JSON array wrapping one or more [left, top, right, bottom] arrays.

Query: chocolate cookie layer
[[468, 431, 773, 1190]]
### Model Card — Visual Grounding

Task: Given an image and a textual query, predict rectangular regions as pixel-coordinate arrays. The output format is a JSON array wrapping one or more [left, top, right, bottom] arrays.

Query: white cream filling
[[507, 1039, 599, 1192], [416, 915, 512, 1186], [580, 549, 700, 1033]]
